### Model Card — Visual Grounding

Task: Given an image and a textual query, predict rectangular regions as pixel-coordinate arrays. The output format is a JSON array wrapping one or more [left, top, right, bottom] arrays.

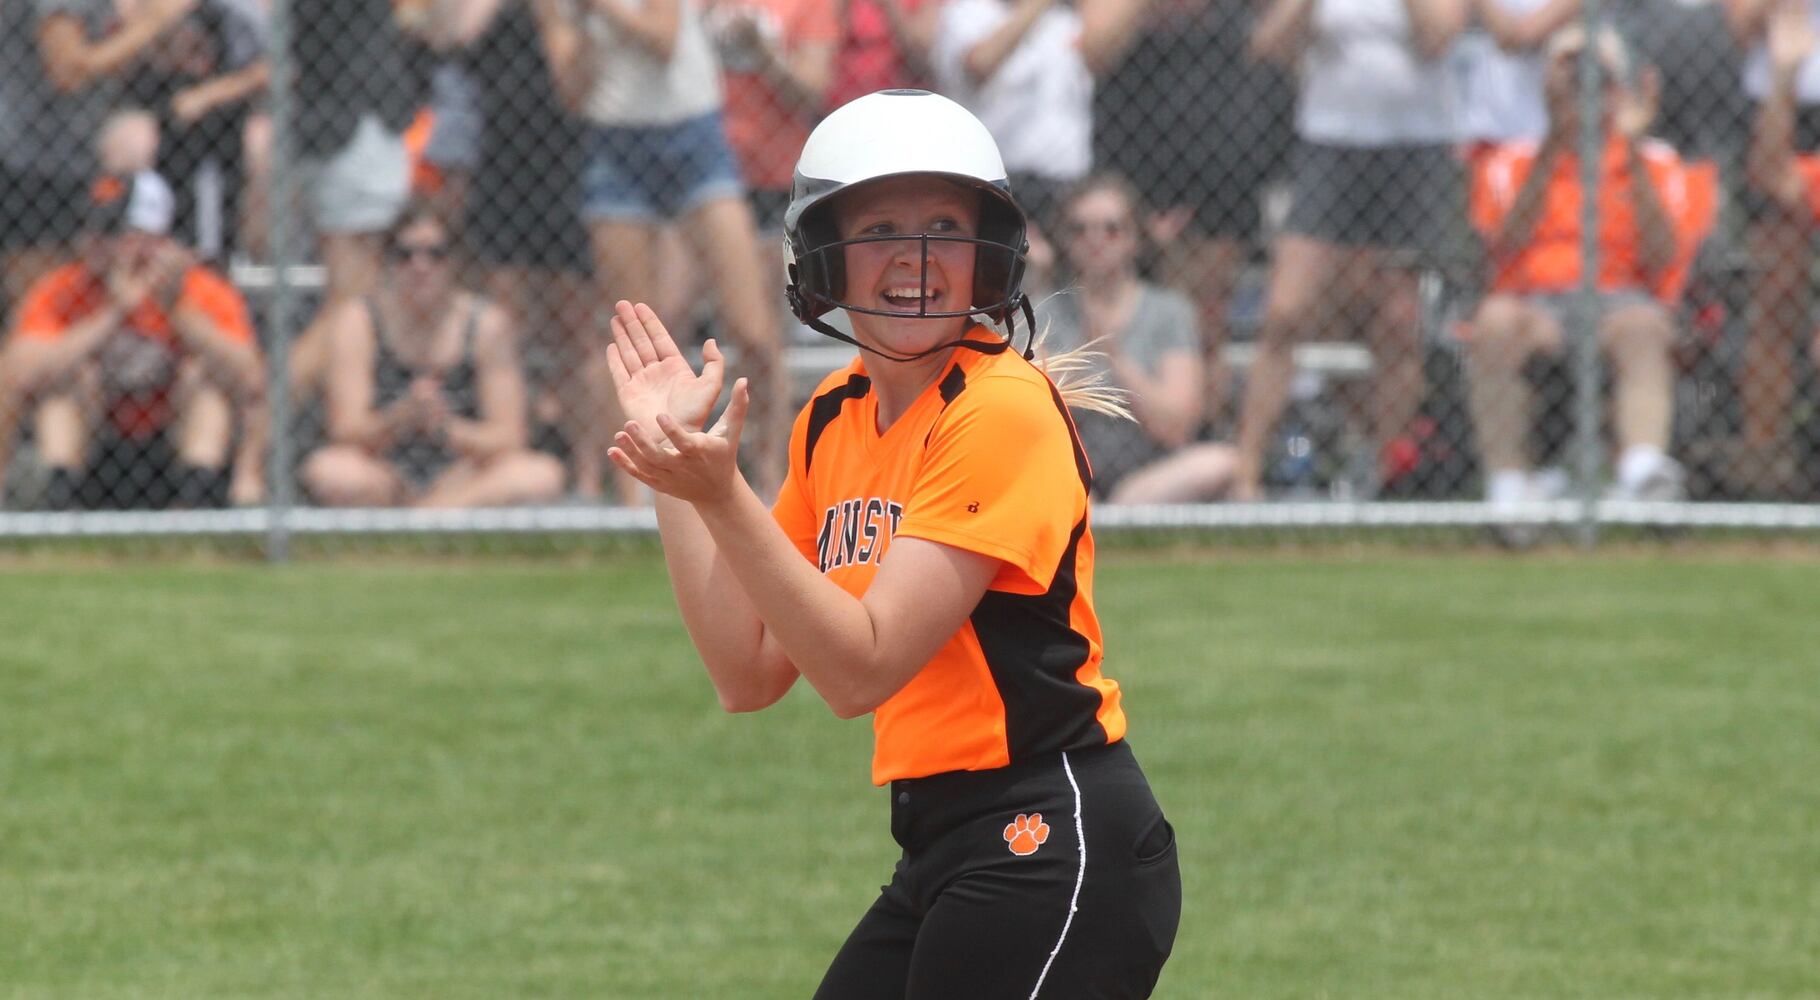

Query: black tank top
[[369, 296, 482, 478]]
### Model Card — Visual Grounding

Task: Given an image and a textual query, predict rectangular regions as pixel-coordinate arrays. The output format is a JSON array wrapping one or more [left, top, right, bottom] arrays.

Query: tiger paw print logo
[[1003, 813, 1051, 856]]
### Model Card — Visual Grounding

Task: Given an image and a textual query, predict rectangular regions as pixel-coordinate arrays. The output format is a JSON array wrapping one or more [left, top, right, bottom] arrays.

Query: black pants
[[815, 741, 1181, 999], [44, 430, 229, 511]]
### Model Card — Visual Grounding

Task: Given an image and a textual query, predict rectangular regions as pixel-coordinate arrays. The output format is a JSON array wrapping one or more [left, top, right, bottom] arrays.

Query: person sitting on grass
[[1040, 172, 1237, 502], [299, 201, 565, 508], [0, 170, 264, 510]]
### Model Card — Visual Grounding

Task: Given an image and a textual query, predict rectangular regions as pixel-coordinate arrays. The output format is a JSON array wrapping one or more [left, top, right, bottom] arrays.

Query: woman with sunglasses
[[300, 200, 565, 508], [602, 90, 1180, 997], [1044, 173, 1239, 503]]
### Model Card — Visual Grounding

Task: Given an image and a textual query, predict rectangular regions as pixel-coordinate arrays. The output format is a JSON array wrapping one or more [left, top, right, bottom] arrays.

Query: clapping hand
[[407, 375, 451, 435], [152, 244, 194, 305], [381, 375, 449, 441], [604, 300, 750, 505], [171, 85, 214, 126], [105, 254, 159, 313]]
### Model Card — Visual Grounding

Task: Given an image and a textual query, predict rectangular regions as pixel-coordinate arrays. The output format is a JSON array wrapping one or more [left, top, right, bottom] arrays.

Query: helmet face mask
[[784, 91, 1032, 355], [789, 218, 1028, 324]]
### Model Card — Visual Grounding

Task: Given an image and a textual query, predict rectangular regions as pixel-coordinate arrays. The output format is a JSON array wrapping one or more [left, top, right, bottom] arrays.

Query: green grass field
[[3, 551, 1818, 998]]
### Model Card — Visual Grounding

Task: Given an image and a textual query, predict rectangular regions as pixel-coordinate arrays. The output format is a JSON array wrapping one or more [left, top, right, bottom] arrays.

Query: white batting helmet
[[783, 90, 1031, 351]]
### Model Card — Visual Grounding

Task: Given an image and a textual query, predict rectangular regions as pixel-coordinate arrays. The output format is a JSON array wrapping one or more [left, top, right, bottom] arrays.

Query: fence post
[[1573, 0, 1606, 549], [264, 0, 297, 563]]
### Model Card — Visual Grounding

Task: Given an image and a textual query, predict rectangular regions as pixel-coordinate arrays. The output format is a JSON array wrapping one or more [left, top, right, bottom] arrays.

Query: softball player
[[604, 89, 1181, 998]]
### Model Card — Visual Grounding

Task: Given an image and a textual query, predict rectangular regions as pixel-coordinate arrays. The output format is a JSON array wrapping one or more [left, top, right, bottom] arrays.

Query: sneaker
[[1531, 466, 1571, 501], [1483, 470, 1549, 550], [1607, 457, 1687, 503]]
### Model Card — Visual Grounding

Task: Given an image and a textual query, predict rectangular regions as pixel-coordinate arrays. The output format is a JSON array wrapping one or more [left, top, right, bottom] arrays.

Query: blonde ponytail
[[1023, 305, 1133, 422]]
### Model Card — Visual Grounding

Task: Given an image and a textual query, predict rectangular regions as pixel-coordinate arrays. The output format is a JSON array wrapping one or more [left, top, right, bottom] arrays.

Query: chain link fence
[[3, 0, 1820, 551]]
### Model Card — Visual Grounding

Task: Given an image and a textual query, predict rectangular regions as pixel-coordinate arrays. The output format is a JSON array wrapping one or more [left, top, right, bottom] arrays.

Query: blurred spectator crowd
[[5, 0, 1820, 517]]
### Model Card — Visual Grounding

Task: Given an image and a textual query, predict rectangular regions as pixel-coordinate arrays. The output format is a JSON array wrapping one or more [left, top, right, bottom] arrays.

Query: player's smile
[[877, 276, 948, 313]]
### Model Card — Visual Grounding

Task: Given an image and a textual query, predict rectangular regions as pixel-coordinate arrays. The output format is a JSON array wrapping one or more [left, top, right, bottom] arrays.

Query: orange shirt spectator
[[13, 261, 255, 438], [1471, 135, 1711, 304], [712, 0, 840, 193]]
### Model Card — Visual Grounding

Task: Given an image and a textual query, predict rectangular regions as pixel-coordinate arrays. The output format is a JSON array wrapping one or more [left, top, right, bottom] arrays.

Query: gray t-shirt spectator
[[1038, 283, 1200, 492], [0, 0, 119, 178], [1040, 284, 1198, 385]]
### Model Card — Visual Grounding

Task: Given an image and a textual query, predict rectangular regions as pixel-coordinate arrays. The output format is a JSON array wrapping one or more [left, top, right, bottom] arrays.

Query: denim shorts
[[1523, 289, 1664, 343], [583, 111, 744, 223]]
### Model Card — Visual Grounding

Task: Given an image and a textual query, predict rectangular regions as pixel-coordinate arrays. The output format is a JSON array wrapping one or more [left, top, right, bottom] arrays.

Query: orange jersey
[[1470, 136, 1707, 303], [11, 262, 256, 436], [772, 332, 1127, 785]]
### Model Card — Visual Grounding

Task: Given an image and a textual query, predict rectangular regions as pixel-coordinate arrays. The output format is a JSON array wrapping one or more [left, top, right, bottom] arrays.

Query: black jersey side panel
[[970, 518, 1106, 760]]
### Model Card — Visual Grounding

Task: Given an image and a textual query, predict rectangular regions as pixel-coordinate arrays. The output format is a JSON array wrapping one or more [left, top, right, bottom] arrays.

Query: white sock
[[1617, 446, 1667, 491], [1487, 469, 1530, 506]]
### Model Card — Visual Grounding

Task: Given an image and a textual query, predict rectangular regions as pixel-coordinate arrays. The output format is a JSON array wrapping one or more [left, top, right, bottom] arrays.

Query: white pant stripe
[[1028, 751, 1087, 999]]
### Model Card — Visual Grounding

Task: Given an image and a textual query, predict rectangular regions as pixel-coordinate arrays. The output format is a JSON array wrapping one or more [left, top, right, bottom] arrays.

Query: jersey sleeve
[[178, 268, 257, 346], [9, 268, 81, 341], [771, 404, 821, 565], [895, 375, 1085, 595]]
